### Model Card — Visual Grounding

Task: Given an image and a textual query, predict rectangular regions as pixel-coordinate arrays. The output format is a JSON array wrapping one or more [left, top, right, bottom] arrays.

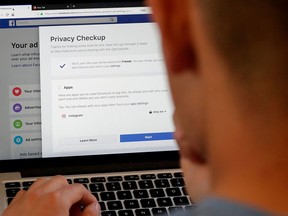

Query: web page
[[0, 26, 41, 160], [0, 5, 177, 160], [40, 23, 176, 157]]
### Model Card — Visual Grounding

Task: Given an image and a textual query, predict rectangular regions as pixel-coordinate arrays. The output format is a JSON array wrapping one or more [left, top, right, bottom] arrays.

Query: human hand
[[2, 176, 100, 216]]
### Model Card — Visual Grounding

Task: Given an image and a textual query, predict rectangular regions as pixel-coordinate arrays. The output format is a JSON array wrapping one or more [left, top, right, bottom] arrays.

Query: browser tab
[[31, 2, 144, 11], [32, 4, 71, 10]]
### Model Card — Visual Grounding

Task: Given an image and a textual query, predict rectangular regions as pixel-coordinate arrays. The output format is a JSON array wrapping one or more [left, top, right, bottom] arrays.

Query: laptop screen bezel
[[0, 151, 180, 177]]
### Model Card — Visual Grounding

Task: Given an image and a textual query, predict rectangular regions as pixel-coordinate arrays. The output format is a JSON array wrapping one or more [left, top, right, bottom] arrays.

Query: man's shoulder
[[172, 197, 273, 216]]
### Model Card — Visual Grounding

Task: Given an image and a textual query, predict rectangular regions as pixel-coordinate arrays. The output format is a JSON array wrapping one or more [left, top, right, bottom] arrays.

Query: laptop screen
[[0, 1, 177, 161]]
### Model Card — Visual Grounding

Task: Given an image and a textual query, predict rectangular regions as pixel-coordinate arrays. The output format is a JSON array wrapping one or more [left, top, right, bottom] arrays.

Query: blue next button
[[120, 132, 174, 143]]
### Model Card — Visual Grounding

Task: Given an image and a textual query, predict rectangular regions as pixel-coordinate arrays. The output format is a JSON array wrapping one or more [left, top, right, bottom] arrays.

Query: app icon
[[9, 20, 15, 27], [12, 87, 22, 97], [13, 120, 23, 129], [13, 103, 22, 113], [14, 136, 23, 145]]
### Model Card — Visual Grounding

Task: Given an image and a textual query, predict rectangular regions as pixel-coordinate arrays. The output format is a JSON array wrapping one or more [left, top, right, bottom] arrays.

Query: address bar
[[16, 17, 117, 27], [45, 9, 130, 16], [43, 7, 150, 17]]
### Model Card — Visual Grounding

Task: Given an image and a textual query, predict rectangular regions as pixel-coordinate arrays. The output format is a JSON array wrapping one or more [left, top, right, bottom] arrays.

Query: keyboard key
[[185, 205, 195, 212], [6, 188, 20, 197], [99, 202, 106, 211], [101, 211, 117, 216], [135, 209, 151, 216], [124, 175, 139, 181], [170, 178, 185, 187], [124, 200, 140, 209], [74, 178, 89, 184], [100, 192, 116, 201], [141, 174, 156, 180], [157, 197, 173, 207], [122, 181, 137, 190], [23, 188, 29, 191], [106, 182, 121, 191], [166, 188, 182, 197], [7, 198, 13, 205], [108, 176, 123, 182], [174, 172, 183, 177], [92, 193, 99, 200], [154, 179, 170, 188], [67, 179, 72, 184], [118, 210, 134, 216], [133, 190, 149, 199], [140, 199, 156, 208], [22, 181, 34, 187], [89, 183, 105, 192], [152, 208, 168, 215], [138, 180, 154, 189], [5, 182, 20, 188], [173, 196, 190, 205], [117, 191, 132, 200], [149, 189, 165, 198], [107, 201, 123, 210], [182, 187, 188, 195], [169, 207, 184, 214], [91, 177, 106, 183], [157, 173, 172, 179]]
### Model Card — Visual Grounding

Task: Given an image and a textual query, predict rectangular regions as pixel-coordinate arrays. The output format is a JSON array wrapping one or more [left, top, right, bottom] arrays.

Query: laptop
[[0, 0, 193, 214]]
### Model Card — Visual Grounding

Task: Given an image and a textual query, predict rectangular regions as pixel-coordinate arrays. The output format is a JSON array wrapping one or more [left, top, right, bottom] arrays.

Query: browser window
[[0, 3, 177, 160]]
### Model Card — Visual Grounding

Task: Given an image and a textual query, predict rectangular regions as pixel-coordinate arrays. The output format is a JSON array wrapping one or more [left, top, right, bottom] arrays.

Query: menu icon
[[13, 103, 22, 113], [12, 87, 22, 97]]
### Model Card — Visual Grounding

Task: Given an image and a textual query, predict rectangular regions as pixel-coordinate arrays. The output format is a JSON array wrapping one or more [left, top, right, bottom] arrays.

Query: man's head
[[150, 0, 288, 210], [199, 0, 288, 106], [150, 0, 288, 131]]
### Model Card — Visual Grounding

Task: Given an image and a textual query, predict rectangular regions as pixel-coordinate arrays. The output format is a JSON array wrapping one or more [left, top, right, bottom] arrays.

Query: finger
[[28, 175, 68, 195], [70, 202, 100, 216], [27, 177, 49, 192], [81, 202, 100, 216], [69, 203, 83, 216], [60, 184, 97, 208], [8, 190, 26, 206]]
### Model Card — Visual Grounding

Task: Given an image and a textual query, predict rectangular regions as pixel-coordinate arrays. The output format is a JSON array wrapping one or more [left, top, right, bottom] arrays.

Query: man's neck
[[212, 158, 288, 214], [210, 102, 288, 214]]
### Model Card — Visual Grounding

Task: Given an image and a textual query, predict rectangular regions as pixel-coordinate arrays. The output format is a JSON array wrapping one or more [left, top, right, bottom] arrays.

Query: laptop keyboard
[[4, 171, 194, 216]]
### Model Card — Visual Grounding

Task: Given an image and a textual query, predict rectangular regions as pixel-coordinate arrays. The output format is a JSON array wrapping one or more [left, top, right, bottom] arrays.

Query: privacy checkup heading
[[50, 35, 106, 43]]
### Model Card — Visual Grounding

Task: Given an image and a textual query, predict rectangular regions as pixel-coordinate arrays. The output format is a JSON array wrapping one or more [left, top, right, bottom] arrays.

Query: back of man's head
[[199, 0, 288, 110]]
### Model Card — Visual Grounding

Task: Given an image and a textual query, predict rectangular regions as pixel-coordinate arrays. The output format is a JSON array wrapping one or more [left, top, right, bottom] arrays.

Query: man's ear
[[148, 0, 197, 74]]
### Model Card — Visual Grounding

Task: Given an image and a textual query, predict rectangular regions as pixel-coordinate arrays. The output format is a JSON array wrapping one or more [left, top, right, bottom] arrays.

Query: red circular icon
[[12, 87, 22, 97]]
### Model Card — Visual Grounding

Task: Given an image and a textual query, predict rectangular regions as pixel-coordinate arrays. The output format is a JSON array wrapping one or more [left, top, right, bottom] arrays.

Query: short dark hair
[[199, 0, 288, 107]]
